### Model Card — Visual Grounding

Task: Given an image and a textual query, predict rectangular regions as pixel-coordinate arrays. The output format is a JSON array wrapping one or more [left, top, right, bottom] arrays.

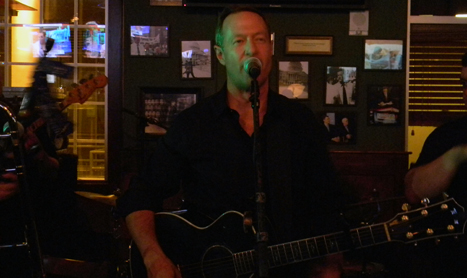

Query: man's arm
[[405, 144, 467, 203], [125, 210, 181, 278]]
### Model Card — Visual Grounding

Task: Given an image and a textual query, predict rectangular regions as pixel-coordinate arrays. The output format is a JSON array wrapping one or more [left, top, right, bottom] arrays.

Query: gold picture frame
[[150, 0, 182, 6], [285, 36, 333, 55]]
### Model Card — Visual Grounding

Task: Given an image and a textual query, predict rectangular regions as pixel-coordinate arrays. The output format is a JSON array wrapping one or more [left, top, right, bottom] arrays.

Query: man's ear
[[214, 45, 226, 66]]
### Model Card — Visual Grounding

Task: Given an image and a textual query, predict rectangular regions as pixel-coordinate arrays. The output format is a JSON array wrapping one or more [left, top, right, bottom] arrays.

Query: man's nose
[[245, 39, 256, 56]]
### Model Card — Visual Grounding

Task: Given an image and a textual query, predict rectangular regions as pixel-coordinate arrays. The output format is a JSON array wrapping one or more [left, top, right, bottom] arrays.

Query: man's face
[[323, 116, 330, 124], [336, 71, 344, 82], [39, 33, 45, 44], [461, 66, 467, 106], [215, 11, 273, 92], [342, 118, 349, 126]]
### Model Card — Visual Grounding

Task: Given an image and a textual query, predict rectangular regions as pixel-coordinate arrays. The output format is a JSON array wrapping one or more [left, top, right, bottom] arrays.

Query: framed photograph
[[285, 36, 333, 55], [130, 25, 169, 57], [140, 87, 202, 135], [278, 61, 309, 99], [367, 85, 402, 125], [325, 66, 357, 106], [181, 40, 212, 79], [319, 112, 357, 144], [364, 39, 403, 70], [150, 0, 182, 6]]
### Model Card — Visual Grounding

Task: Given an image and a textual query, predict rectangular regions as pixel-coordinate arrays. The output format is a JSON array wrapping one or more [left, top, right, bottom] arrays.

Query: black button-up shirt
[[118, 86, 346, 243]]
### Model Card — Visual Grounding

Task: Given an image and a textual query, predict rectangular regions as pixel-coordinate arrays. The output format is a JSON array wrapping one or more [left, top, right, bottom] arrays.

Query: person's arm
[[0, 172, 18, 201], [126, 210, 182, 278], [405, 144, 467, 203]]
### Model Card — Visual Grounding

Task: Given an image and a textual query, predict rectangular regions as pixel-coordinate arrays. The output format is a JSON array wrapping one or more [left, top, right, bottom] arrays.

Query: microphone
[[244, 57, 262, 79]]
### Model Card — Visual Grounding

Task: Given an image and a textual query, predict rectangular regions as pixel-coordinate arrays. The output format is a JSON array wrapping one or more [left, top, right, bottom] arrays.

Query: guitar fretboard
[[232, 223, 388, 275]]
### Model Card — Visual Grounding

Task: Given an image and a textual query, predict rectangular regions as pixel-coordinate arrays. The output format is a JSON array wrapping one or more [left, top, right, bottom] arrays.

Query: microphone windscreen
[[244, 57, 262, 79]]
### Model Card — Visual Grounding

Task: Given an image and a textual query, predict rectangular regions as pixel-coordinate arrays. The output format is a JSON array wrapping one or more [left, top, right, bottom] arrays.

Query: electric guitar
[[21, 74, 108, 150], [129, 198, 466, 278]]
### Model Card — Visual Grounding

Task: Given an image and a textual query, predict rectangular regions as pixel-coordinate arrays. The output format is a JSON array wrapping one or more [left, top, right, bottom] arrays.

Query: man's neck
[[227, 82, 269, 135]]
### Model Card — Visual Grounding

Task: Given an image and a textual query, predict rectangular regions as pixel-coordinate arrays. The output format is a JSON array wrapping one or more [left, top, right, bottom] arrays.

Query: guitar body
[[130, 211, 255, 278]]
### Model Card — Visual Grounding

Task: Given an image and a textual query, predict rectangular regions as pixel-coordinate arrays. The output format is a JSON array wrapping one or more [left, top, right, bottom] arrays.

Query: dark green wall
[[121, 0, 408, 172]]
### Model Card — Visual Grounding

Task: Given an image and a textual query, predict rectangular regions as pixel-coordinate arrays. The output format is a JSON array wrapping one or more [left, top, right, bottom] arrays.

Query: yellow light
[[455, 14, 467, 18]]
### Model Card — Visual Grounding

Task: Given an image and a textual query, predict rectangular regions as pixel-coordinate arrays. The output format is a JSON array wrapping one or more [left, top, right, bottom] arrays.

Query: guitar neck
[[232, 223, 388, 275]]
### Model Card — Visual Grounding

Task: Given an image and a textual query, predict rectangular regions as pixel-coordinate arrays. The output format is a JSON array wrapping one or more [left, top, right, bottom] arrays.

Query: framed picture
[[278, 61, 309, 99], [181, 40, 212, 79], [285, 36, 333, 55], [325, 66, 357, 106], [364, 39, 404, 70], [140, 87, 202, 135], [367, 85, 402, 125], [130, 25, 169, 57], [319, 112, 357, 144], [150, 0, 182, 6]]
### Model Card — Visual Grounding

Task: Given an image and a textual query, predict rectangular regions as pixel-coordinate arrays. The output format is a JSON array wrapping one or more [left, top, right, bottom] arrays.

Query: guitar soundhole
[[196, 245, 237, 278]]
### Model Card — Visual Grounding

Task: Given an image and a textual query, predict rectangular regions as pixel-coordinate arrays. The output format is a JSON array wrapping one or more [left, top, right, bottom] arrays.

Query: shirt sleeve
[[116, 117, 191, 218]]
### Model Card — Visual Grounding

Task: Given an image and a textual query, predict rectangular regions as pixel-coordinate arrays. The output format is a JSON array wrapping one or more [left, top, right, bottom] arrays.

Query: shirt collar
[[211, 83, 280, 119]]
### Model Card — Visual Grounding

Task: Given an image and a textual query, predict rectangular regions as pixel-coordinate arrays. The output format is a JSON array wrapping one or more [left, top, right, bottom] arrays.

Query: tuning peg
[[421, 198, 430, 207], [442, 192, 449, 200], [401, 203, 411, 211]]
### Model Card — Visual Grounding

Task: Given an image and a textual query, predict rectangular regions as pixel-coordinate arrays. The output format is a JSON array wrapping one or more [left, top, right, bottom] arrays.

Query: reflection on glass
[[44, 0, 75, 24], [78, 26, 106, 63], [80, 0, 106, 25]]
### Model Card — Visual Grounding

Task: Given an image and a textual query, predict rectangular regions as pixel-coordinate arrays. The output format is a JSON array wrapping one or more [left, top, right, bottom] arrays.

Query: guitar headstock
[[387, 198, 466, 244], [61, 74, 108, 109]]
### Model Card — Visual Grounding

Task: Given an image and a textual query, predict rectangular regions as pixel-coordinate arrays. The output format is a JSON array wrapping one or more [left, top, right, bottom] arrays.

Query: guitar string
[[178, 225, 390, 276], [178, 208, 453, 276]]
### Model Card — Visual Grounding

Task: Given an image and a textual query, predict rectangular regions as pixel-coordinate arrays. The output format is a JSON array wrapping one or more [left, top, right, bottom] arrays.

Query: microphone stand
[[249, 78, 269, 278]]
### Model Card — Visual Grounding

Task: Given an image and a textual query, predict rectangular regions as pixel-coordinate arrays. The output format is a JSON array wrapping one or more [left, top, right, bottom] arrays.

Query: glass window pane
[[11, 26, 38, 63], [44, 0, 75, 24], [66, 103, 105, 179], [0, 27, 4, 62], [10, 65, 35, 87], [79, 0, 105, 25], [78, 26, 106, 63], [77, 67, 106, 102]]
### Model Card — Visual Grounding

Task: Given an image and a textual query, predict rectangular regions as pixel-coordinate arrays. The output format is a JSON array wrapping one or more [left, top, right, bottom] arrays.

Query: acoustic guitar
[[129, 198, 466, 278]]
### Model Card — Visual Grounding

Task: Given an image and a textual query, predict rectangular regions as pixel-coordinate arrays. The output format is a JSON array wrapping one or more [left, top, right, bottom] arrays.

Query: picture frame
[[325, 66, 357, 106], [150, 0, 182, 6], [285, 36, 333, 55], [278, 61, 309, 99], [319, 112, 357, 144], [140, 87, 202, 135], [364, 39, 404, 70], [130, 25, 169, 57], [367, 85, 403, 125], [181, 40, 212, 79]]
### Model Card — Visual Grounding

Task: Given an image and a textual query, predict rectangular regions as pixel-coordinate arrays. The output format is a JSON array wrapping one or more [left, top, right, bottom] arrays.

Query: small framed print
[[130, 25, 169, 57], [364, 39, 404, 70], [181, 40, 212, 79], [278, 61, 309, 99], [140, 87, 202, 135], [368, 85, 402, 125], [319, 112, 357, 144], [285, 36, 333, 55], [325, 66, 357, 106], [150, 0, 182, 6]]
